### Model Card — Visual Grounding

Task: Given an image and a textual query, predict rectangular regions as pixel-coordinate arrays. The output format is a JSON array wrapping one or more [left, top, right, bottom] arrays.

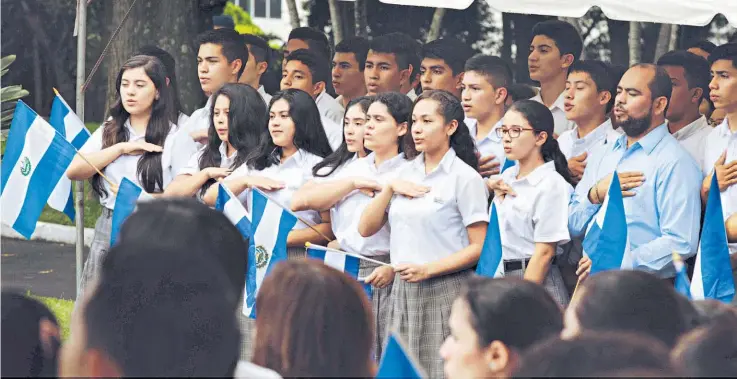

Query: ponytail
[[541, 137, 575, 186]]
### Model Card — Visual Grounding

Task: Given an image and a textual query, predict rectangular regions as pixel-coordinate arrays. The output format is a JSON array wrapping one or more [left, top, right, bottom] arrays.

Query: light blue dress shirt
[[568, 123, 702, 278]]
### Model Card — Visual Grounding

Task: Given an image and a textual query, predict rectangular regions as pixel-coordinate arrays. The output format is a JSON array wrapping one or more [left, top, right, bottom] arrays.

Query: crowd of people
[[3, 17, 737, 377]]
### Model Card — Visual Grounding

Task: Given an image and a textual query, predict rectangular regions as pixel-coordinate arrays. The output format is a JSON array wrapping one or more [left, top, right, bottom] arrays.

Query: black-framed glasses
[[496, 126, 537, 139]]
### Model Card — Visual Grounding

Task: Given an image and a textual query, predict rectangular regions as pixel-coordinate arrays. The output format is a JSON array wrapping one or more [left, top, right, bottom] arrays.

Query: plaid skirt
[[388, 269, 472, 379], [239, 246, 305, 361], [506, 264, 570, 307], [358, 255, 392, 361], [75, 207, 113, 306]]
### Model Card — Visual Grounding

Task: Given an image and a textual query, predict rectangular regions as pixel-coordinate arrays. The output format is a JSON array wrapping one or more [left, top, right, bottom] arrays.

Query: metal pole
[[74, 0, 87, 300]]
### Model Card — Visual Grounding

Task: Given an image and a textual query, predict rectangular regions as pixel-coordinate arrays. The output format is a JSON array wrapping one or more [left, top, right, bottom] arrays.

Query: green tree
[[223, 2, 264, 35]]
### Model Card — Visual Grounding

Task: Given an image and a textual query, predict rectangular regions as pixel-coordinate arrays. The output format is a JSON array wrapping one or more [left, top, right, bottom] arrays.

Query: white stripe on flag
[[323, 250, 348, 272], [223, 196, 249, 225], [244, 200, 284, 316], [691, 247, 705, 299], [47, 173, 73, 215]]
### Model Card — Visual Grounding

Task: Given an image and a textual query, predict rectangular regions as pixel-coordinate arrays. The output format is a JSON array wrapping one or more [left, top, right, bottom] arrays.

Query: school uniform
[[531, 91, 575, 136], [672, 116, 711, 171], [702, 118, 737, 259], [495, 161, 573, 305], [321, 115, 344, 152], [466, 118, 509, 173], [316, 90, 345, 126], [386, 148, 488, 378], [557, 119, 620, 160], [406, 88, 418, 101], [76, 119, 179, 299], [177, 143, 239, 200], [170, 96, 213, 174], [257, 85, 272, 105]]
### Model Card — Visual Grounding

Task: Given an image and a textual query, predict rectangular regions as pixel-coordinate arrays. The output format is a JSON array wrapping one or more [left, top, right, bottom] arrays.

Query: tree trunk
[[328, 0, 343, 44], [32, 35, 44, 111], [653, 23, 671, 62], [629, 21, 642, 65], [669, 24, 679, 52], [286, 0, 300, 29], [426, 7, 447, 42], [106, 0, 217, 115], [354, 0, 367, 37]]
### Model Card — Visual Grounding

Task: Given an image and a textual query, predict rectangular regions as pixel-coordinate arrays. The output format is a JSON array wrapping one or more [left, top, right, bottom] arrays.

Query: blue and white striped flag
[[244, 188, 297, 319], [110, 178, 153, 246], [47, 90, 91, 221], [501, 158, 516, 173], [377, 332, 425, 378], [476, 202, 504, 278], [1, 101, 76, 239], [691, 172, 735, 303], [673, 251, 692, 299], [215, 183, 252, 239], [306, 244, 373, 299], [582, 171, 632, 274]]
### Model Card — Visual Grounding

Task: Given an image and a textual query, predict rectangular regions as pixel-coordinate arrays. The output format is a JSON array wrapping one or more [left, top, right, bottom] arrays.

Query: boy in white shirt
[[364, 32, 420, 99], [419, 38, 475, 99], [332, 37, 370, 110], [239, 33, 273, 105]]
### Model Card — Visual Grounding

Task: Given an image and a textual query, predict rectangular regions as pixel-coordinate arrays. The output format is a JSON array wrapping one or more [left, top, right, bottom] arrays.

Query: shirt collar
[[613, 123, 668, 155], [315, 90, 328, 105], [531, 91, 566, 111], [468, 118, 503, 143], [219, 142, 237, 159], [258, 86, 268, 97], [715, 117, 735, 137], [413, 148, 457, 175], [280, 149, 306, 167], [572, 119, 612, 143], [510, 161, 556, 186], [671, 116, 708, 140], [367, 152, 405, 173]]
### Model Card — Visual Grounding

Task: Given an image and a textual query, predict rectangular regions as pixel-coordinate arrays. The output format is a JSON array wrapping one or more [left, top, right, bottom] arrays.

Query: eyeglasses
[[495, 126, 537, 139]]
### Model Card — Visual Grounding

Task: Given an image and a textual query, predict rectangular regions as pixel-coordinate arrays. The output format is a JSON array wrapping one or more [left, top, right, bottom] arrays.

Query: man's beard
[[618, 110, 652, 138]]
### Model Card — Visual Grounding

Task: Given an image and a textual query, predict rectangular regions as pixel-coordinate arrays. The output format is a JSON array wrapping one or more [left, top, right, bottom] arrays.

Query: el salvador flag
[[501, 158, 516, 173], [1, 101, 76, 239], [243, 188, 297, 319], [47, 91, 91, 221], [582, 171, 632, 274], [215, 183, 252, 239], [672, 251, 692, 299], [306, 246, 373, 299], [377, 332, 425, 378], [691, 173, 735, 303], [109, 178, 153, 246], [476, 202, 504, 278]]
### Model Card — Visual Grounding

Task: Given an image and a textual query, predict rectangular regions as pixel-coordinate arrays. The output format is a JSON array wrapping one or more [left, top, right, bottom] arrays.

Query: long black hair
[[247, 89, 333, 171], [92, 55, 173, 199], [508, 100, 575, 185], [198, 83, 268, 193], [312, 96, 374, 177], [136, 45, 184, 124], [404, 90, 479, 170]]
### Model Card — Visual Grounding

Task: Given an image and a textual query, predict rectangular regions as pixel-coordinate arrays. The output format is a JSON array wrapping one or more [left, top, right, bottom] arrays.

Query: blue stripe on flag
[[70, 131, 89, 150], [62, 189, 76, 221], [501, 158, 516, 173], [585, 172, 628, 275], [49, 96, 68, 139], [377, 333, 424, 378], [215, 184, 252, 239], [1, 102, 35, 193], [110, 178, 143, 246], [476, 202, 504, 278]]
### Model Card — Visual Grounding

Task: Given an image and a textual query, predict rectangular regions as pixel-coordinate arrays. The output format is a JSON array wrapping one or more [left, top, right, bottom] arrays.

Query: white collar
[[671, 116, 709, 141], [572, 119, 612, 142], [532, 90, 566, 111], [258, 85, 268, 96], [508, 161, 556, 186], [366, 152, 405, 172], [715, 117, 736, 137], [412, 148, 457, 175], [315, 90, 330, 104], [468, 118, 503, 143]]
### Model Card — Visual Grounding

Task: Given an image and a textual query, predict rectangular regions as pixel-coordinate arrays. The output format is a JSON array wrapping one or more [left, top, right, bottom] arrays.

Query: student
[[172, 28, 248, 173], [559, 60, 620, 180], [66, 55, 178, 298], [332, 36, 370, 109], [505, 83, 538, 108], [364, 32, 420, 99], [165, 84, 268, 199], [420, 38, 475, 99], [402, 38, 423, 101], [571, 64, 702, 281], [282, 49, 343, 149], [439, 277, 563, 379], [528, 20, 582, 136], [292, 93, 412, 359], [702, 43, 737, 262], [656, 50, 712, 167], [252, 260, 374, 377], [358, 90, 488, 378], [203, 89, 334, 253], [136, 45, 188, 126], [282, 27, 331, 66], [462, 55, 514, 177], [562, 270, 691, 348], [488, 100, 575, 305], [687, 40, 717, 60], [671, 312, 737, 377], [240, 33, 273, 104]]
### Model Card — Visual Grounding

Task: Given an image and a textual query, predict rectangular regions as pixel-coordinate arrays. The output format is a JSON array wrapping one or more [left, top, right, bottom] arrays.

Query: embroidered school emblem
[[19, 157, 31, 176], [255, 245, 269, 269]]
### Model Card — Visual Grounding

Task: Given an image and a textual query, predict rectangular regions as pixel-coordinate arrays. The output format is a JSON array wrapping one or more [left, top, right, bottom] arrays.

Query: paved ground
[[1, 238, 82, 299]]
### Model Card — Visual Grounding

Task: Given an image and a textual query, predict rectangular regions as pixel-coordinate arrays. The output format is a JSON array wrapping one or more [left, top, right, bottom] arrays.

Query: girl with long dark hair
[[165, 83, 267, 198], [66, 55, 177, 297], [358, 90, 489, 377], [488, 99, 575, 306], [291, 92, 412, 359]]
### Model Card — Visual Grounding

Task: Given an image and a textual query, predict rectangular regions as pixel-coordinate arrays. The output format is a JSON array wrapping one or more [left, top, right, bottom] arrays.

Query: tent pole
[[74, 0, 87, 300]]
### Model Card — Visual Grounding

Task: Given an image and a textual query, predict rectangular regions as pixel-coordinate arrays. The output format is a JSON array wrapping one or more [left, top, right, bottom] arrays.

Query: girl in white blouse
[[292, 92, 412, 359], [358, 90, 489, 377], [164, 84, 267, 199], [66, 55, 179, 298], [488, 99, 575, 306]]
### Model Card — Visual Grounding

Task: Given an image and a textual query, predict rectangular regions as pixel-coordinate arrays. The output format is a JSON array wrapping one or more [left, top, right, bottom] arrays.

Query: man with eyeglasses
[[570, 64, 702, 283]]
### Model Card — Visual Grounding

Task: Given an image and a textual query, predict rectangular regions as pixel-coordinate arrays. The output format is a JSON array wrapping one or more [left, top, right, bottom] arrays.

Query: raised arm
[[291, 178, 381, 212]]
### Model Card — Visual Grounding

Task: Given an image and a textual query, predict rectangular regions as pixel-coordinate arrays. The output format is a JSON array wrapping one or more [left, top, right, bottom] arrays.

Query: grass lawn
[[33, 294, 74, 340]]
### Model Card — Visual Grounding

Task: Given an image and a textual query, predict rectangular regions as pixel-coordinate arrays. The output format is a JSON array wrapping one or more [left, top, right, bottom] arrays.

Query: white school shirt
[[557, 119, 619, 160], [321, 115, 344, 152], [531, 91, 575, 135], [80, 119, 178, 209], [702, 118, 737, 254], [178, 142, 238, 176], [258, 85, 272, 105], [466, 118, 508, 170], [229, 149, 323, 230], [671, 116, 711, 169], [406, 89, 418, 101], [170, 96, 213, 174], [177, 112, 190, 129], [316, 90, 345, 126], [387, 148, 489, 265], [330, 153, 409, 257], [494, 161, 573, 260]]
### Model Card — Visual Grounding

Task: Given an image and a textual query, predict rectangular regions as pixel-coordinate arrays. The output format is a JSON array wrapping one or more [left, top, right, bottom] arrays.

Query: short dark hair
[[242, 33, 271, 64], [672, 312, 737, 377], [709, 42, 737, 70], [512, 332, 674, 377], [84, 241, 240, 377], [689, 40, 717, 55], [335, 36, 370, 71], [370, 32, 422, 81], [421, 38, 476, 76], [657, 50, 711, 93], [213, 14, 235, 29], [1, 291, 59, 377], [531, 20, 583, 61], [288, 27, 331, 56], [569, 60, 617, 112], [464, 54, 513, 89], [285, 48, 331, 86], [196, 28, 248, 79], [507, 83, 537, 102]]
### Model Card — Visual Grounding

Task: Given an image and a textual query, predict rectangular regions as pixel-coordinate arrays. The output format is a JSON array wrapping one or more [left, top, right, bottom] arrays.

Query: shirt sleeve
[[177, 148, 204, 176], [532, 179, 572, 244], [169, 127, 200, 175], [457, 172, 491, 227], [568, 149, 604, 238], [80, 126, 104, 153]]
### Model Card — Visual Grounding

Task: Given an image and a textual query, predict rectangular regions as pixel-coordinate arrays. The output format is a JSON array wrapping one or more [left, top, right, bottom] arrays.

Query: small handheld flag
[[672, 251, 692, 299], [476, 203, 504, 278], [691, 172, 735, 303], [501, 158, 516, 173], [376, 332, 425, 378], [0, 101, 76, 239], [110, 178, 153, 246], [215, 183, 252, 239], [306, 242, 374, 299]]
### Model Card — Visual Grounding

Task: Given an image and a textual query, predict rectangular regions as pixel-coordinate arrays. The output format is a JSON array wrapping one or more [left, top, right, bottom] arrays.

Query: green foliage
[[1, 55, 30, 131], [224, 2, 264, 35]]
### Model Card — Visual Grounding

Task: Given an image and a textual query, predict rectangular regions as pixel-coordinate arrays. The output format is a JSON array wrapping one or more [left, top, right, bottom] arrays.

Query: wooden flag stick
[[73, 150, 116, 188], [305, 242, 392, 267]]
